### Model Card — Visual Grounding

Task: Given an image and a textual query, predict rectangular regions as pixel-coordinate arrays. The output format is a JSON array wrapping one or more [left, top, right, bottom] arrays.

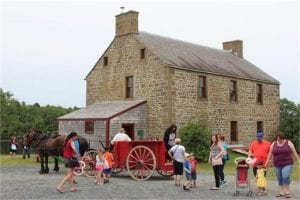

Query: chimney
[[115, 10, 139, 36], [223, 40, 243, 58]]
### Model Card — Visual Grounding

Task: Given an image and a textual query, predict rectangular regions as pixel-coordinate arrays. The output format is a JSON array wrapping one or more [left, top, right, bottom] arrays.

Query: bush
[[178, 121, 211, 162]]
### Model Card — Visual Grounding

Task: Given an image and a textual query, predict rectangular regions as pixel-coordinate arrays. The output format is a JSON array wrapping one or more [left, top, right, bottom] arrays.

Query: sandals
[[285, 193, 291, 198], [56, 188, 64, 193], [209, 187, 220, 190]]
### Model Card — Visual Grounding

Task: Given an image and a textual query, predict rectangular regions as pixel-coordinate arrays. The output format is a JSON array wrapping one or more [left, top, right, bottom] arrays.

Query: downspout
[[105, 119, 110, 147]]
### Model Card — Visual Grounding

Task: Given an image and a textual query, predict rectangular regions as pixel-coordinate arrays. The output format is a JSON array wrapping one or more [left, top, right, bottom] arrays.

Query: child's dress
[[96, 155, 104, 172], [256, 169, 267, 188]]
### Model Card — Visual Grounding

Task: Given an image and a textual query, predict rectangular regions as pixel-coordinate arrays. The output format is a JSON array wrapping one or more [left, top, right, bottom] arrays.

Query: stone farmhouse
[[58, 10, 280, 148]]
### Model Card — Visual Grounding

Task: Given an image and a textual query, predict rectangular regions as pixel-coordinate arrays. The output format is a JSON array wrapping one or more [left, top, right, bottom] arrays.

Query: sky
[[1, 0, 299, 108]]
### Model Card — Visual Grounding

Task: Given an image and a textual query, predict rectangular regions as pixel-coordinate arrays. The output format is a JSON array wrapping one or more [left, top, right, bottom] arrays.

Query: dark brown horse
[[25, 131, 89, 174]]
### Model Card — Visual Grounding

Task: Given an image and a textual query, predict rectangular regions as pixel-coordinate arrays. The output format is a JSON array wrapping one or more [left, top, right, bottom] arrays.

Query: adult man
[[110, 128, 131, 145], [248, 132, 271, 176]]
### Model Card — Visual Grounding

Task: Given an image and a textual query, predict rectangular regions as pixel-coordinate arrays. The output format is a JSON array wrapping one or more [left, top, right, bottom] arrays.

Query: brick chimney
[[115, 10, 139, 36], [223, 40, 243, 58]]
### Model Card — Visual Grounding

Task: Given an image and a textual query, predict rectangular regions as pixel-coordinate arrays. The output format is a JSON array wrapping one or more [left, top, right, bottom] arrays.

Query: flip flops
[[285, 193, 291, 198]]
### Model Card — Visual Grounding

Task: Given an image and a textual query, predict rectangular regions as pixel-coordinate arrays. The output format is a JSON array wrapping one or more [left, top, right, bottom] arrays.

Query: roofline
[[169, 65, 280, 85], [57, 100, 147, 121]]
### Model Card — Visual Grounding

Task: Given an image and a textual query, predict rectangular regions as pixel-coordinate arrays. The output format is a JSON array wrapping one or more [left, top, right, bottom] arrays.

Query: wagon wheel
[[156, 169, 173, 177], [126, 145, 156, 181], [82, 149, 97, 177]]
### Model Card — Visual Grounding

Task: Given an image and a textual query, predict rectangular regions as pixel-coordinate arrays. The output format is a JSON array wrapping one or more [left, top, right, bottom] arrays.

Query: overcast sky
[[1, 0, 299, 107]]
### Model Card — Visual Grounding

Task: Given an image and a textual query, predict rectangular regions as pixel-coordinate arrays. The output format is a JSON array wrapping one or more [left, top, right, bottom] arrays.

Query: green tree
[[178, 121, 211, 161], [280, 98, 300, 151]]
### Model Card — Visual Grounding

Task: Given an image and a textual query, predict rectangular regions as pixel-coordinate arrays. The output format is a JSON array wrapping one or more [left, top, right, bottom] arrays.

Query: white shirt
[[111, 132, 131, 144]]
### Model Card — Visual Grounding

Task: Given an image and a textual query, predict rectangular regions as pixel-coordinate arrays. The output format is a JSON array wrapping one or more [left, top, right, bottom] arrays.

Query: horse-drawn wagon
[[82, 140, 173, 180]]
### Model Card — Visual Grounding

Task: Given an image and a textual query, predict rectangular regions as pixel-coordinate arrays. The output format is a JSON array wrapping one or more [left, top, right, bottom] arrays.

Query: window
[[140, 48, 145, 59], [198, 76, 207, 98], [85, 120, 94, 134], [126, 76, 134, 98], [256, 84, 263, 104], [257, 121, 263, 133], [103, 56, 108, 66], [230, 121, 238, 142], [230, 80, 237, 102]]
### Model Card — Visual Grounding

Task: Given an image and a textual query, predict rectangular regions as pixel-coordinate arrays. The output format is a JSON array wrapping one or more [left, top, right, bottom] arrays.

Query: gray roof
[[135, 31, 279, 84], [57, 99, 146, 120]]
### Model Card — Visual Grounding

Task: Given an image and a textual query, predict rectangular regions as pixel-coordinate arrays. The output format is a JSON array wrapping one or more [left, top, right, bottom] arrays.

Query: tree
[[280, 98, 300, 152], [178, 121, 211, 161]]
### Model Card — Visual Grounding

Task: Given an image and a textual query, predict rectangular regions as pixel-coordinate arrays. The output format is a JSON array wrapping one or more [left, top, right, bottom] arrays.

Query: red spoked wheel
[[126, 146, 156, 181], [82, 149, 97, 177]]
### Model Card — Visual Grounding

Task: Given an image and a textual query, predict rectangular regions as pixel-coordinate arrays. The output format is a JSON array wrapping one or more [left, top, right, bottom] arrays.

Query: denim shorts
[[274, 165, 293, 186]]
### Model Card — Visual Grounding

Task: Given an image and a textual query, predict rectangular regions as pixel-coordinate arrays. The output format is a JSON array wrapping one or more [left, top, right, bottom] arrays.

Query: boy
[[183, 153, 191, 191], [103, 147, 113, 183], [190, 153, 198, 187]]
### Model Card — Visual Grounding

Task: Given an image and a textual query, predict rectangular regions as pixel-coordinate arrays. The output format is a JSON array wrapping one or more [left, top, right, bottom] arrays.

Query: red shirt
[[190, 159, 198, 173], [249, 139, 271, 167], [63, 140, 76, 159]]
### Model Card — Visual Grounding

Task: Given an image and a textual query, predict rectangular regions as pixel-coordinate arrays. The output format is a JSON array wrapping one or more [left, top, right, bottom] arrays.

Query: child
[[102, 147, 113, 183], [189, 153, 198, 188], [95, 148, 105, 184], [256, 161, 267, 195], [183, 153, 191, 191]]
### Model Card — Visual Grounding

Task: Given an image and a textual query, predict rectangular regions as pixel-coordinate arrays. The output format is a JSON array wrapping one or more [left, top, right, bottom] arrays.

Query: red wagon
[[82, 140, 173, 180]]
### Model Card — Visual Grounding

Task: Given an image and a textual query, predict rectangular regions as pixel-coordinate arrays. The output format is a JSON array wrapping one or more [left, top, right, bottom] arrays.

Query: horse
[[25, 131, 89, 174]]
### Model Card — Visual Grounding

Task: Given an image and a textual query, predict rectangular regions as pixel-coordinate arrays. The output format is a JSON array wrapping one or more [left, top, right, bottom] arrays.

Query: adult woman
[[168, 138, 185, 187], [57, 132, 79, 193], [209, 134, 225, 190], [266, 132, 300, 198], [163, 124, 177, 151]]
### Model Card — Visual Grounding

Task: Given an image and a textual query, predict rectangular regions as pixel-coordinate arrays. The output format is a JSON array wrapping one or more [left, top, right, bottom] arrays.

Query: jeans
[[213, 165, 222, 188], [220, 158, 226, 181], [274, 165, 293, 186]]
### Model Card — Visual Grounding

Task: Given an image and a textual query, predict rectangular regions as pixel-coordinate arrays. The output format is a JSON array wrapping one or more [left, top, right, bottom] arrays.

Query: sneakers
[[220, 180, 227, 186], [183, 185, 190, 191]]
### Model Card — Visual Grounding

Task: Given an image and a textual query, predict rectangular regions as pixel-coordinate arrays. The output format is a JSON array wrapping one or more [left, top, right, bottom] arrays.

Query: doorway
[[122, 123, 135, 140]]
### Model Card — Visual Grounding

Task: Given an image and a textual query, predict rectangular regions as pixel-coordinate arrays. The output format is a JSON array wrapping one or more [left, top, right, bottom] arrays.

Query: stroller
[[233, 157, 253, 197]]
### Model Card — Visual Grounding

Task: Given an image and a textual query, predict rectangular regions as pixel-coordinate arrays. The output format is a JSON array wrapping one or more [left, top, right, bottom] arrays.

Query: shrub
[[178, 121, 211, 162]]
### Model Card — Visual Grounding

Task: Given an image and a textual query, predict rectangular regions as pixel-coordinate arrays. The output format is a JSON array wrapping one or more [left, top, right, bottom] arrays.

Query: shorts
[[191, 172, 197, 180], [96, 164, 104, 172], [173, 160, 183, 175], [103, 168, 112, 175], [64, 158, 73, 168], [185, 173, 191, 180], [10, 149, 17, 153]]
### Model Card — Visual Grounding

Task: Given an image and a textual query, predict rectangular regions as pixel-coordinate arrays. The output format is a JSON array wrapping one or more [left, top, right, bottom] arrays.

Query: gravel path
[[0, 165, 299, 199]]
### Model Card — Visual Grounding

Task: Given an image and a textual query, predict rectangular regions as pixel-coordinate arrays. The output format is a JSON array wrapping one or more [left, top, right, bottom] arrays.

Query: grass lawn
[[0, 151, 298, 181]]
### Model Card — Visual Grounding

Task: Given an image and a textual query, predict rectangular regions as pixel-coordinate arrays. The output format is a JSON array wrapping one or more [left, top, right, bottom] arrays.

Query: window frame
[[257, 121, 263, 133], [230, 80, 237, 102], [198, 76, 207, 99], [140, 48, 145, 59], [85, 120, 94, 134], [256, 84, 263, 104], [103, 56, 108, 66], [126, 76, 134, 98], [230, 121, 238, 143]]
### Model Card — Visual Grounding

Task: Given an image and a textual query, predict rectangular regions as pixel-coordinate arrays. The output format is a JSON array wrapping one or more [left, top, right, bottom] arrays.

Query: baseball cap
[[256, 132, 264, 139]]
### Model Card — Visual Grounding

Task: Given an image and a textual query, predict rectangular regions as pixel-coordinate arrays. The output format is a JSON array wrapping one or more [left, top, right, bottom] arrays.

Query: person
[[248, 132, 271, 177], [9, 136, 19, 159], [183, 153, 191, 191], [163, 124, 177, 151], [95, 148, 105, 185], [168, 138, 186, 187], [189, 153, 198, 188], [22, 135, 30, 159], [110, 128, 131, 145], [103, 147, 113, 183], [266, 132, 300, 198], [218, 134, 228, 186], [208, 134, 225, 190], [56, 132, 79, 193], [255, 161, 267, 196]]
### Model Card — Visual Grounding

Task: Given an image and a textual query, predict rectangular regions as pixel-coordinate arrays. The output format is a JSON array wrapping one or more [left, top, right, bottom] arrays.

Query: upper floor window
[[230, 80, 237, 102], [85, 120, 94, 134], [140, 48, 145, 59], [126, 76, 134, 98], [103, 56, 108, 66], [257, 121, 263, 133], [198, 76, 207, 98], [257, 84, 263, 104]]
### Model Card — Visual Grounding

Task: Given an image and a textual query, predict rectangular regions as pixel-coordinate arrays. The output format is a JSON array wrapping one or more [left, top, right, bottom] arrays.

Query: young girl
[[256, 161, 267, 195], [95, 148, 105, 185]]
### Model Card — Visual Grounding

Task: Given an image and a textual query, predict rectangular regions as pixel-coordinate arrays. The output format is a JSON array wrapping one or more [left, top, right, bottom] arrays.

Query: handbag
[[212, 157, 223, 166], [70, 157, 80, 168]]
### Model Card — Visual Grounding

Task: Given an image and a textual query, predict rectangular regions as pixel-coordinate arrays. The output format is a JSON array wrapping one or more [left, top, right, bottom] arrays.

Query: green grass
[[197, 150, 299, 181], [0, 154, 59, 166]]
